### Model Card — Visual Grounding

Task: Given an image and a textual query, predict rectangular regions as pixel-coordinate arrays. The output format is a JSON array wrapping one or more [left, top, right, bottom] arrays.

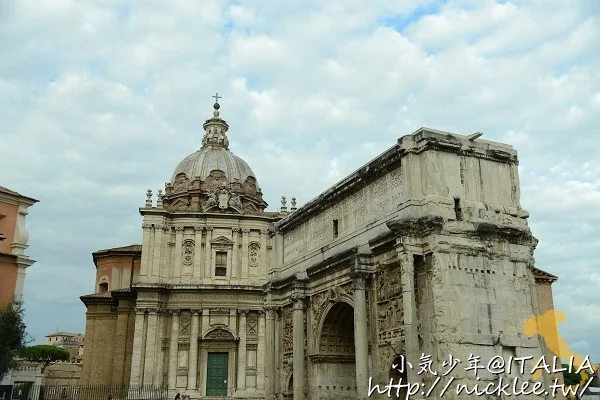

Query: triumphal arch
[[80, 99, 560, 400]]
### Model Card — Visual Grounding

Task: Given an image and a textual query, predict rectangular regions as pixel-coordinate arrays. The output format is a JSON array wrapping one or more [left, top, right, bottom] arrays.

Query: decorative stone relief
[[376, 263, 404, 342], [248, 242, 260, 267], [182, 239, 194, 265], [173, 174, 190, 193], [179, 316, 190, 336], [205, 328, 235, 341], [202, 183, 244, 214], [282, 306, 293, 357], [247, 314, 258, 336]]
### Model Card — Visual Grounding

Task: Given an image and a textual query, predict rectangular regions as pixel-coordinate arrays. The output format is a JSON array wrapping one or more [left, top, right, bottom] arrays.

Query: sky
[[1, 0, 599, 363]]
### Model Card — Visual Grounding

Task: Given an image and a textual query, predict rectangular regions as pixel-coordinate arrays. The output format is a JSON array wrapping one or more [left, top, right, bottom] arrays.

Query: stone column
[[193, 226, 203, 279], [274, 309, 281, 397], [353, 273, 369, 399], [140, 223, 153, 277], [260, 229, 268, 273], [152, 224, 164, 279], [231, 228, 240, 278], [143, 308, 159, 384], [130, 308, 146, 384], [241, 228, 250, 278], [174, 226, 184, 278], [399, 251, 421, 386], [257, 311, 266, 390], [188, 309, 200, 390], [237, 309, 248, 391], [204, 227, 213, 278], [168, 310, 180, 389], [292, 294, 306, 400], [265, 306, 276, 400]]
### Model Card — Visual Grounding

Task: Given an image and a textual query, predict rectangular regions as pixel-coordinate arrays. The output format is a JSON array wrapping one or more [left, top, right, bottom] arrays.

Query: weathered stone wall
[[44, 362, 82, 386]]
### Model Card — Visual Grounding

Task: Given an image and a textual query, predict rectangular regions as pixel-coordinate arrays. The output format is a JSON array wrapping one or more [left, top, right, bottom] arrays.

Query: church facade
[[81, 101, 560, 399]]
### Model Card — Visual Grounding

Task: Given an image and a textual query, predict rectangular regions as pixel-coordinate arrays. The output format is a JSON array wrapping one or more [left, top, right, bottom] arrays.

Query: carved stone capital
[[191, 308, 202, 315], [142, 223, 153, 230], [352, 273, 368, 291], [291, 293, 306, 310], [264, 305, 277, 319], [238, 309, 249, 316], [147, 308, 160, 314], [260, 229, 269, 236], [241, 228, 250, 234], [232, 227, 240, 233], [194, 225, 204, 233], [175, 226, 185, 233], [135, 307, 147, 314], [168, 309, 180, 315], [205, 226, 214, 232]]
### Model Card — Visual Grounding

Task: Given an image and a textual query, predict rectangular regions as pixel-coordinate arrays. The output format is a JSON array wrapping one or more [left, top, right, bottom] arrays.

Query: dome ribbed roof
[[171, 146, 256, 183]]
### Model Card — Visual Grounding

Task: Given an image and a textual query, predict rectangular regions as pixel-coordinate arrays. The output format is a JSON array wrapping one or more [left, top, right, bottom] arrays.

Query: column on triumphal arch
[[352, 274, 370, 398], [292, 293, 306, 400], [398, 247, 422, 387]]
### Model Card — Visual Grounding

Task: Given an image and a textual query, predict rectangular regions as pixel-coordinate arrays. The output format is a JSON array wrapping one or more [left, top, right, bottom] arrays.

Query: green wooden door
[[206, 352, 228, 396]]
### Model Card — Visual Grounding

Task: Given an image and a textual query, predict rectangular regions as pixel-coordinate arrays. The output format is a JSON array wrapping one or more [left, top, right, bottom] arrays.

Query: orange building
[[0, 185, 38, 305]]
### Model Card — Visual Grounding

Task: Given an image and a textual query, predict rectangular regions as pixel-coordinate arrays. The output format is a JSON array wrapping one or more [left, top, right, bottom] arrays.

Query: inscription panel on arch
[[283, 167, 403, 262]]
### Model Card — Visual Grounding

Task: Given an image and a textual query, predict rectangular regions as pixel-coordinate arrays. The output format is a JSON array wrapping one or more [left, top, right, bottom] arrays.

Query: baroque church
[[80, 98, 561, 399]]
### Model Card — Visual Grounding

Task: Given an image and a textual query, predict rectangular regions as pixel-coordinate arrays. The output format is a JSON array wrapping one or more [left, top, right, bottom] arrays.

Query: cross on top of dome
[[202, 92, 229, 148]]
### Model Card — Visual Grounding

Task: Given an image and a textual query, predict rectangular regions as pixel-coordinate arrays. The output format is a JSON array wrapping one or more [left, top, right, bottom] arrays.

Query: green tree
[[0, 300, 28, 380], [19, 345, 70, 373]]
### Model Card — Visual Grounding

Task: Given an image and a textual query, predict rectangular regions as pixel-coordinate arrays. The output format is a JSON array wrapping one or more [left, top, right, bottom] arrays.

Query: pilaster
[[260, 229, 268, 275], [264, 306, 276, 400], [143, 308, 159, 384], [232, 227, 240, 278], [152, 224, 164, 279], [193, 226, 203, 279], [168, 309, 180, 389], [237, 309, 248, 391], [257, 310, 266, 390], [188, 309, 201, 390], [241, 228, 250, 278], [130, 307, 146, 385], [204, 227, 213, 278], [174, 226, 184, 278], [140, 224, 152, 277], [398, 249, 421, 387]]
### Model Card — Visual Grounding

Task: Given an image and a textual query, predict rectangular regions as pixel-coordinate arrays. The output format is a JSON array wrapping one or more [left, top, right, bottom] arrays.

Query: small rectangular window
[[333, 219, 339, 238], [215, 251, 227, 276]]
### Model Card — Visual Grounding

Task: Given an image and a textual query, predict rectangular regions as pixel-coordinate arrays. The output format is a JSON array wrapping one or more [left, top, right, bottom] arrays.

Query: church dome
[[170, 100, 257, 186], [163, 97, 267, 214], [171, 146, 256, 184]]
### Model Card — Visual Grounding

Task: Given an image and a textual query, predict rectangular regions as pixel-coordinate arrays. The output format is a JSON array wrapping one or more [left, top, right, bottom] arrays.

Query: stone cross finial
[[145, 189, 153, 207], [212, 92, 221, 103], [290, 197, 297, 212], [157, 189, 163, 209]]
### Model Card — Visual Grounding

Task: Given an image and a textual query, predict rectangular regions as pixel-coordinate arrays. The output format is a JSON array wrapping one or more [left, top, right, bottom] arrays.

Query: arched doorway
[[315, 302, 357, 398]]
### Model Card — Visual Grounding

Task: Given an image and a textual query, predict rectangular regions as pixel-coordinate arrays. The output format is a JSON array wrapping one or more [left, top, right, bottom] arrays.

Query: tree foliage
[[19, 345, 70, 373], [0, 301, 28, 380]]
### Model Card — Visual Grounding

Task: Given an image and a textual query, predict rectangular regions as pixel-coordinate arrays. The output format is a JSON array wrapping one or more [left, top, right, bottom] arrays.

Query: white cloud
[[1, 0, 599, 362]]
